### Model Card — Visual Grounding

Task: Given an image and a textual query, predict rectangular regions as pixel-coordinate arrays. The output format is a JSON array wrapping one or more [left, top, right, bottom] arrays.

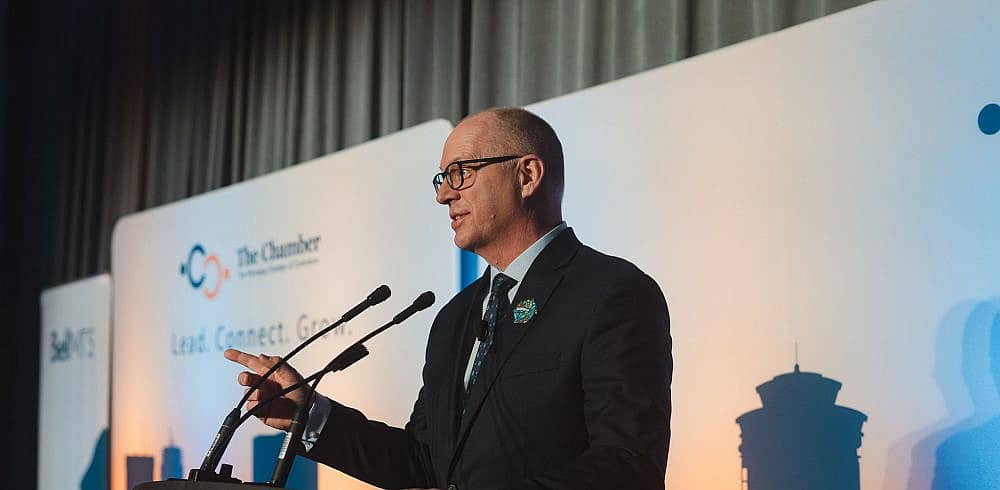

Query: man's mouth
[[450, 212, 468, 228]]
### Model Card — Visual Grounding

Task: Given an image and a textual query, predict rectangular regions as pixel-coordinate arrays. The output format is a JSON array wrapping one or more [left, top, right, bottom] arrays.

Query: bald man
[[227, 107, 672, 490]]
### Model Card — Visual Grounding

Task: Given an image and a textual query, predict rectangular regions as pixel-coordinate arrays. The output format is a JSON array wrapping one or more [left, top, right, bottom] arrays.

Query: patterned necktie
[[466, 273, 517, 395]]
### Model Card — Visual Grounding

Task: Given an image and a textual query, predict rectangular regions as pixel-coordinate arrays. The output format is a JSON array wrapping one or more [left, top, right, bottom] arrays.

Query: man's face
[[436, 117, 520, 253]]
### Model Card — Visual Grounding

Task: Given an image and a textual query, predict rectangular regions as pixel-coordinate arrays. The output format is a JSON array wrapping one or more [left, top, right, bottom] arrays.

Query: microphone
[[393, 291, 435, 323], [340, 285, 392, 323], [235, 284, 390, 410], [476, 320, 488, 341], [246, 291, 436, 425], [192, 285, 391, 482], [269, 376, 320, 488], [266, 291, 435, 487]]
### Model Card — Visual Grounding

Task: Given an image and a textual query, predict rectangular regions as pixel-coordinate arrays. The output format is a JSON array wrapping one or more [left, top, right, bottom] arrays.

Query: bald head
[[460, 107, 565, 206], [437, 107, 565, 267]]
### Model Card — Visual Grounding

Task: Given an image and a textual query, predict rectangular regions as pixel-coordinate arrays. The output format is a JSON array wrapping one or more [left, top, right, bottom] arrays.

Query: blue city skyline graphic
[[125, 455, 153, 490], [161, 441, 184, 480], [122, 434, 317, 489], [80, 428, 108, 490], [254, 433, 318, 490], [736, 364, 867, 490]]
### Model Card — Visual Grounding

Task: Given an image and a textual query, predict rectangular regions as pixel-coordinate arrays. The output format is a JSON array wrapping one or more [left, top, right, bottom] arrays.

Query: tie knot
[[491, 273, 517, 296]]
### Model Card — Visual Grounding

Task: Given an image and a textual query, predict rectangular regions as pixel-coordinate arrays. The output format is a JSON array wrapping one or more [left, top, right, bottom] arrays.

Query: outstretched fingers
[[225, 348, 282, 371], [237, 371, 255, 387]]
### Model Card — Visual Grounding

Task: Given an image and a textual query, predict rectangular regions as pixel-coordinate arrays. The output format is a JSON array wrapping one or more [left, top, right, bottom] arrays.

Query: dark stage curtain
[[1, 0, 872, 487]]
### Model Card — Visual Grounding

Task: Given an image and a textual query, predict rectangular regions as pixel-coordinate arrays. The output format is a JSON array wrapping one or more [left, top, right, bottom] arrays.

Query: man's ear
[[518, 154, 545, 199]]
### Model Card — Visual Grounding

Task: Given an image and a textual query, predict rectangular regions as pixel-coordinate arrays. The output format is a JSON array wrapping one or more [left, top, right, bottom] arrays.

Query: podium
[[134, 481, 272, 490]]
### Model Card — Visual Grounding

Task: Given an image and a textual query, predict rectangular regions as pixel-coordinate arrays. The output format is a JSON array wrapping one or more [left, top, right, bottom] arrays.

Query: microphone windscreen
[[476, 320, 487, 341], [414, 291, 435, 310], [392, 291, 436, 324], [368, 285, 391, 305]]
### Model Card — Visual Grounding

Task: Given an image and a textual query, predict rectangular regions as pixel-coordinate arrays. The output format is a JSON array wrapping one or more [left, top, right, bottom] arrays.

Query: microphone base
[[135, 480, 268, 489], [188, 467, 243, 483]]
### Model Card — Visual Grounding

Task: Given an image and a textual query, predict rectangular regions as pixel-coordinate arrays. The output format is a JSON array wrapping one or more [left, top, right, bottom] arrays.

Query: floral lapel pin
[[512, 298, 538, 325]]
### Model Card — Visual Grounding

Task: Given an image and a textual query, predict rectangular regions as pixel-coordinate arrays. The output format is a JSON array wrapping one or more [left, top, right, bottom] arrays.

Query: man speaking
[[225, 107, 672, 490]]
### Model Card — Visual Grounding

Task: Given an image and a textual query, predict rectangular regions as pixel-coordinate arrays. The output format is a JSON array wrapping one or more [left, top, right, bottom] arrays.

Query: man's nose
[[436, 184, 458, 205]]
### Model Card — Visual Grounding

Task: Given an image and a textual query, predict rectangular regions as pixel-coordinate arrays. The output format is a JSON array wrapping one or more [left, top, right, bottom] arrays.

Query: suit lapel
[[446, 228, 581, 477]]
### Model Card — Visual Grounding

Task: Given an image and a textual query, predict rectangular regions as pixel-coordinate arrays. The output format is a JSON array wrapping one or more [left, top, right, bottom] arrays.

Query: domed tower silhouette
[[736, 364, 868, 490]]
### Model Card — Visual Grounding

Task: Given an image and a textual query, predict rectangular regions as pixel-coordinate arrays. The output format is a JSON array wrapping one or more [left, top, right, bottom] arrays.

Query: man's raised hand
[[224, 348, 308, 431]]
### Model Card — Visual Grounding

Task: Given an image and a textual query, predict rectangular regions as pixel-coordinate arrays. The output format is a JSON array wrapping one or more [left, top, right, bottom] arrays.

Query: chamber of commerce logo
[[180, 244, 230, 299]]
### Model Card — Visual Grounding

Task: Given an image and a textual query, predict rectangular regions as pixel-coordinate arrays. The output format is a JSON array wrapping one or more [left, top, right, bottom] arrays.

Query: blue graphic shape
[[126, 455, 155, 489], [460, 249, 480, 288], [736, 365, 867, 490], [161, 443, 184, 480], [253, 433, 318, 490], [930, 302, 1000, 489], [980, 104, 1000, 135], [80, 428, 108, 490]]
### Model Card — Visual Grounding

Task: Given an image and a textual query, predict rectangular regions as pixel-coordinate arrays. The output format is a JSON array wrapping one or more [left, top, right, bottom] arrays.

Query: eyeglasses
[[432, 155, 522, 193]]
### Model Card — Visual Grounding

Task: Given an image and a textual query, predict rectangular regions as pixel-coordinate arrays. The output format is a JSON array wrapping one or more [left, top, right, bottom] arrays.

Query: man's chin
[[453, 233, 476, 252]]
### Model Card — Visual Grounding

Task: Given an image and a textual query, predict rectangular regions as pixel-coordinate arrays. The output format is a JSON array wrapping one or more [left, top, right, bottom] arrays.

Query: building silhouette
[[126, 455, 154, 490], [253, 433, 318, 490], [80, 429, 108, 490], [161, 440, 184, 480], [736, 364, 867, 490]]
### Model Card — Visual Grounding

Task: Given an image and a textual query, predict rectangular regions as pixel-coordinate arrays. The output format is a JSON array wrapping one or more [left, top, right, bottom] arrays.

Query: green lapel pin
[[512, 298, 538, 324]]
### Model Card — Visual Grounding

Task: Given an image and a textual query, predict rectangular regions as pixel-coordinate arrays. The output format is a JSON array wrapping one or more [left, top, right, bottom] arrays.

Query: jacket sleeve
[[304, 363, 439, 489], [508, 272, 672, 490]]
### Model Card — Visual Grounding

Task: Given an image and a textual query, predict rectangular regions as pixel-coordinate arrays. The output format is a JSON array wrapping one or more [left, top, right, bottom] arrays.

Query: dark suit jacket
[[306, 228, 672, 490]]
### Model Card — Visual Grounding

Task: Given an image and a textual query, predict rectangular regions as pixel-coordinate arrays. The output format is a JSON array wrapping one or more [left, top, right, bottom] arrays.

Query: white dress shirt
[[463, 221, 567, 386]]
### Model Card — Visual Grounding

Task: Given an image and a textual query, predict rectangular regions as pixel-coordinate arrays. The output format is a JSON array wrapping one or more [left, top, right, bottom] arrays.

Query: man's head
[[435, 107, 564, 265]]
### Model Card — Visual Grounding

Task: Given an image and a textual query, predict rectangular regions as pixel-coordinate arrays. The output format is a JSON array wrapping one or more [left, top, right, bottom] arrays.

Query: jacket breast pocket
[[500, 353, 563, 414], [502, 352, 561, 378]]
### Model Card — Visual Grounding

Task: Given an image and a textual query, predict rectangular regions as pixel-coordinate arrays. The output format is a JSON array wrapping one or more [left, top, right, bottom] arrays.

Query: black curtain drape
[[2, 0, 873, 488]]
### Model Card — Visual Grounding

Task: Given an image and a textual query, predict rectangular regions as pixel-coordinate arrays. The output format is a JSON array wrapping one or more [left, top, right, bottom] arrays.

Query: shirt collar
[[488, 222, 567, 285]]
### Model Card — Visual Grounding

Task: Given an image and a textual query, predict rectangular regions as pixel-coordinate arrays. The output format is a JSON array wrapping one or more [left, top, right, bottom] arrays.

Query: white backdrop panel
[[527, 0, 999, 488], [111, 121, 455, 490], [39, 274, 113, 490]]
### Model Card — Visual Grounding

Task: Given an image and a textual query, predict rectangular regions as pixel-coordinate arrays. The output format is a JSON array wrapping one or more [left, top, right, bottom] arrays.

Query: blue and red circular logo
[[180, 244, 230, 299]]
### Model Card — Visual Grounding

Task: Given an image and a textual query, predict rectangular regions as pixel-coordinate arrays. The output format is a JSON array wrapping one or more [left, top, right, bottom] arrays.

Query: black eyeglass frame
[[432, 155, 522, 192]]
